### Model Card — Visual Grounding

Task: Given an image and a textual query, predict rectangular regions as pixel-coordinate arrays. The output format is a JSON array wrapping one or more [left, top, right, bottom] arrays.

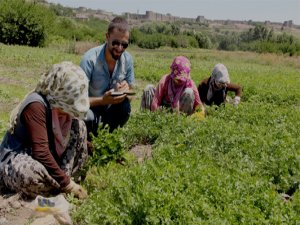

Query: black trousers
[[85, 98, 131, 140]]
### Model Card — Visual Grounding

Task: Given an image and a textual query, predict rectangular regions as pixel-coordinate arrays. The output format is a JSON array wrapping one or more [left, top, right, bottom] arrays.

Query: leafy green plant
[[1, 43, 300, 224], [89, 124, 126, 166]]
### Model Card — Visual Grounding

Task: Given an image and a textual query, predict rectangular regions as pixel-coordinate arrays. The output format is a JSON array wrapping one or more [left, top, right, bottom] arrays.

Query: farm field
[[0, 43, 300, 224]]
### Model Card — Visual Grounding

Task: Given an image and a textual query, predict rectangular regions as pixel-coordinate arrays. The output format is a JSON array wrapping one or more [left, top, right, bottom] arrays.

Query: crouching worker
[[0, 62, 89, 199], [198, 63, 242, 107], [141, 56, 205, 119]]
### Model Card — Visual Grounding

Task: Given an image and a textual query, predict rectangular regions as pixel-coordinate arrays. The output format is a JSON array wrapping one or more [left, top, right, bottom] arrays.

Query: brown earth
[[0, 184, 58, 225]]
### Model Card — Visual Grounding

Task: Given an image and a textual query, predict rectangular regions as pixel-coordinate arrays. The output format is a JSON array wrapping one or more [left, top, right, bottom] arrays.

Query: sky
[[47, 0, 300, 25]]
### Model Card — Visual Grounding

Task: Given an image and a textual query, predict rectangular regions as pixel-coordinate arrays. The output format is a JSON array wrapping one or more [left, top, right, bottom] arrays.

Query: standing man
[[80, 17, 135, 136]]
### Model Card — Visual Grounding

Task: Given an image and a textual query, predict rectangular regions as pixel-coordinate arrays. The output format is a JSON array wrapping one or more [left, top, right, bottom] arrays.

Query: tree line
[[0, 0, 299, 56]]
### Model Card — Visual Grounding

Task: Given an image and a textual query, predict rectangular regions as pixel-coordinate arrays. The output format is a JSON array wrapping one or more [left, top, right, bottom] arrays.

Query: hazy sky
[[47, 0, 300, 25]]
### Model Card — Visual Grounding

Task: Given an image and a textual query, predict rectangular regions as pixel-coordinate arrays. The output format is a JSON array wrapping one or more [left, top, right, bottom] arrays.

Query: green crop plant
[[0, 43, 300, 224], [89, 124, 127, 167]]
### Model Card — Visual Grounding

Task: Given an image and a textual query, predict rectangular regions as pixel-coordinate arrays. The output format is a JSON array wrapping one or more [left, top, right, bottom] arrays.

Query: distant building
[[196, 16, 206, 23], [78, 7, 87, 12], [124, 10, 205, 23], [283, 20, 293, 28], [75, 13, 89, 21]]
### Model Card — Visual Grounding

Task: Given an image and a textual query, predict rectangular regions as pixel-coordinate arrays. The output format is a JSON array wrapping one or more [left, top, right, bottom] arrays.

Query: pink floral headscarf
[[166, 56, 192, 108]]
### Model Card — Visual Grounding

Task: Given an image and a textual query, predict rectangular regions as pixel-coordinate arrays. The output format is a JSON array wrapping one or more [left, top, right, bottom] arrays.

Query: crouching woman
[[141, 56, 205, 117], [0, 62, 90, 199]]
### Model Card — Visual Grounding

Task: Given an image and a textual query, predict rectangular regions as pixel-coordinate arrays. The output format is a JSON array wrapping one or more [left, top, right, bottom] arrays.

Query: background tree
[[0, 0, 54, 47]]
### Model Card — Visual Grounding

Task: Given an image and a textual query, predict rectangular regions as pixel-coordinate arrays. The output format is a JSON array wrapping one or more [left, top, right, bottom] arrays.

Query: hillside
[[31, 0, 300, 39]]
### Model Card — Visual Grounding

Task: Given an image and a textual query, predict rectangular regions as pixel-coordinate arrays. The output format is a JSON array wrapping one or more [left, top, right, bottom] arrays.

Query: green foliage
[[276, 33, 295, 44], [218, 32, 240, 51], [2, 0, 298, 55], [76, 18, 107, 42], [241, 25, 274, 42], [134, 32, 200, 49], [0, 0, 54, 47], [49, 17, 105, 42], [221, 25, 300, 55], [130, 28, 142, 44], [171, 35, 189, 48], [74, 104, 300, 224], [0, 1, 108, 46], [71, 47, 300, 224], [195, 32, 212, 49], [89, 125, 126, 167], [1, 44, 300, 224], [136, 33, 167, 49], [139, 23, 156, 34], [134, 22, 207, 49], [239, 40, 300, 56], [170, 23, 180, 36], [48, 3, 74, 17], [139, 22, 180, 36], [123, 110, 184, 147]]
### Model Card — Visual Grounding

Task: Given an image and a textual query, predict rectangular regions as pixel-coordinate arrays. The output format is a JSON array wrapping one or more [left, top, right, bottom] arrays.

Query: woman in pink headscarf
[[141, 56, 205, 116]]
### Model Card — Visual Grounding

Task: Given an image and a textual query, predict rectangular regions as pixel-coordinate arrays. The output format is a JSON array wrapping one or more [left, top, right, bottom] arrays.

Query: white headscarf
[[10, 62, 89, 132], [207, 63, 230, 102]]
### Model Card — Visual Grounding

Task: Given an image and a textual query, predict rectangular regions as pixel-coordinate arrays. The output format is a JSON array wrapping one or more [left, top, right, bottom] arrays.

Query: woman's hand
[[191, 111, 205, 121], [62, 180, 88, 199], [191, 105, 206, 121], [232, 96, 241, 107]]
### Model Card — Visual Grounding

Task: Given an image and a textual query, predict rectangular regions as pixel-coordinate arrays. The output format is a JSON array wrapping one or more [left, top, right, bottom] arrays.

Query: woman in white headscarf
[[198, 63, 242, 106], [0, 62, 89, 199]]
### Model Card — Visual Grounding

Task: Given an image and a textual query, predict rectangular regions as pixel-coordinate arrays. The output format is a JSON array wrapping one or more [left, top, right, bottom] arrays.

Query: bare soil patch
[[0, 184, 57, 225], [129, 144, 153, 163]]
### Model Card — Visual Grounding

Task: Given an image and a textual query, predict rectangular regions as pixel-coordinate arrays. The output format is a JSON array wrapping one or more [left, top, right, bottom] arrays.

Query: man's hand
[[102, 89, 127, 105], [116, 81, 135, 102], [89, 89, 127, 106], [116, 81, 129, 92]]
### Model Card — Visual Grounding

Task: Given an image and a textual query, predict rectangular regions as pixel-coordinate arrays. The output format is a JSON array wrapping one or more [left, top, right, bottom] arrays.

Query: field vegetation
[[74, 48, 300, 224], [0, 0, 300, 224], [0, 43, 299, 224]]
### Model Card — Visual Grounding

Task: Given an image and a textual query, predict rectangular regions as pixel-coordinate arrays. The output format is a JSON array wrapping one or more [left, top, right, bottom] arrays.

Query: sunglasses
[[111, 40, 129, 49]]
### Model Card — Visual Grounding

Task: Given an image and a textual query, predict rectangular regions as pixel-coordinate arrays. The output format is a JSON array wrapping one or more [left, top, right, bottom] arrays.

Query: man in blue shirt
[[80, 17, 135, 136]]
